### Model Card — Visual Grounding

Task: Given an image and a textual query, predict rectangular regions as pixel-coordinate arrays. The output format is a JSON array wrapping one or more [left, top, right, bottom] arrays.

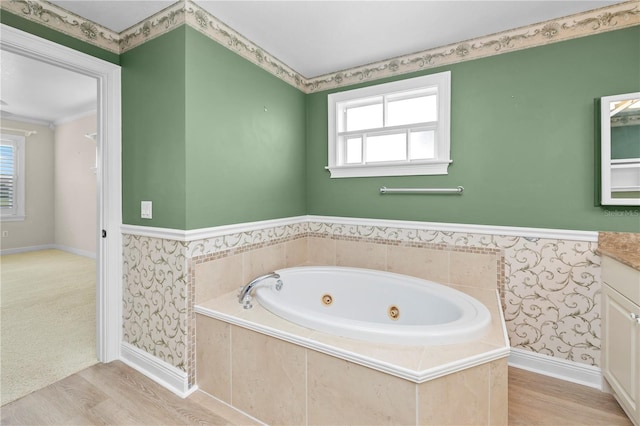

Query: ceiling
[[0, 0, 627, 125], [0, 50, 97, 126]]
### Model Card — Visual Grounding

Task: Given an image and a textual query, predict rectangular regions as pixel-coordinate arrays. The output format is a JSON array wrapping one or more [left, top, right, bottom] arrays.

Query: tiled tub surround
[[194, 236, 509, 424], [196, 306, 508, 425], [122, 216, 600, 393]]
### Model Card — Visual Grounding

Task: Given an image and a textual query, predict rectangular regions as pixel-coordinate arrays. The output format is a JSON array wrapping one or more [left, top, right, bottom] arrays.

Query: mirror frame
[[600, 91, 640, 206]]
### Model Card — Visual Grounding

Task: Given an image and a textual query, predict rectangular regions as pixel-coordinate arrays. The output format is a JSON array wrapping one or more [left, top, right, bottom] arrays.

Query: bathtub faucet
[[238, 272, 282, 309]]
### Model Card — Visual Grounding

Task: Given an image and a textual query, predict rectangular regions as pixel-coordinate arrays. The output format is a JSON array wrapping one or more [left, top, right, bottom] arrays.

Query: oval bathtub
[[253, 266, 491, 345]]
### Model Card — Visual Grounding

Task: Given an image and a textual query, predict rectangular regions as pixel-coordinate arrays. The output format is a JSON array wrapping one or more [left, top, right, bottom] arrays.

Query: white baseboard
[[509, 348, 602, 390], [0, 244, 54, 255], [52, 244, 96, 259], [120, 342, 196, 398], [0, 244, 96, 258]]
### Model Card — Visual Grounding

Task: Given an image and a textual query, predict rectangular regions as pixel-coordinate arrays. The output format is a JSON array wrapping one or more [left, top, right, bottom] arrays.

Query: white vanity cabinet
[[602, 255, 640, 426]]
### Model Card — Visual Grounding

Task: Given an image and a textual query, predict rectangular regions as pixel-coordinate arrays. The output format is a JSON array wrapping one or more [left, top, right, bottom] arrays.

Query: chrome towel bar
[[379, 186, 464, 194]]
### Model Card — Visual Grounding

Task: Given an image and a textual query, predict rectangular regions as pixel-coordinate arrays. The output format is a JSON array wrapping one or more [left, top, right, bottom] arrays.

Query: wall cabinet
[[602, 255, 640, 426]]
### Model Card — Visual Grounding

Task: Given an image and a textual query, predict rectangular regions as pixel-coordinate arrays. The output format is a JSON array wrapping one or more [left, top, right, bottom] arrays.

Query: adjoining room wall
[[54, 113, 97, 255], [0, 119, 54, 251]]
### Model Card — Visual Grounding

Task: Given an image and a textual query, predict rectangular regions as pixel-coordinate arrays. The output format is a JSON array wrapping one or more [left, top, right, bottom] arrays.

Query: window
[[327, 71, 451, 178], [1, 134, 26, 221]]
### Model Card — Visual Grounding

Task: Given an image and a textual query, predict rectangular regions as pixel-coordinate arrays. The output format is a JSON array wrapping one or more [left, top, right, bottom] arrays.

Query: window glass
[[345, 137, 362, 164], [387, 95, 437, 127], [409, 130, 435, 160], [346, 103, 383, 132], [366, 133, 406, 163]]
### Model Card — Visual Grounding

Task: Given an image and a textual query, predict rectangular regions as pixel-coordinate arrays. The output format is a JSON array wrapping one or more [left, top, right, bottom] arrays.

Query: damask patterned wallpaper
[[122, 217, 600, 375], [122, 235, 190, 370]]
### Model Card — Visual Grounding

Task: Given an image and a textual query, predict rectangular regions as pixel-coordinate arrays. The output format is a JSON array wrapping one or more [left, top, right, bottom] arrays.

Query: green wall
[[306, 26, 640, 232], [120, 27, 306, 229], [184, 28, 306, 228], [121, 27, 188, 229], [4, 11, 639, 232]]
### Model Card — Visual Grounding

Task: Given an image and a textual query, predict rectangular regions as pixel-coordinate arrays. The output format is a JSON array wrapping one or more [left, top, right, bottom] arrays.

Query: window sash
[[327, 71, 451, 178], [339, 89, 438, 134], [0, 145, 16, 209], [0, 134, 25, 220], [339, 124, 438, 166]]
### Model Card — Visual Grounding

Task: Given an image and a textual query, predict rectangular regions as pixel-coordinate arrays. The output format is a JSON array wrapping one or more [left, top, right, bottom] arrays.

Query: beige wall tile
[[449, 285, 507, 347], [307, 236, 336, 265], [387, 245, 449, 283], [490, 359, 508, 426], [243, 244, 286, 283], [449, 251, 498, 290], [195, 254, 243, 304], [231, 326, 306, 425], [307, 350, 416, 425], [285, 237, 308, 267], [196, 315, 231, 403], [418, 363, 490, 425], [335, 240, 386, 270]]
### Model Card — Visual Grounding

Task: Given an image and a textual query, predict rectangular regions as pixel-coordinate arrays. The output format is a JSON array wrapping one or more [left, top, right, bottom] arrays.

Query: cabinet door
[[603, 285, 639, 420]]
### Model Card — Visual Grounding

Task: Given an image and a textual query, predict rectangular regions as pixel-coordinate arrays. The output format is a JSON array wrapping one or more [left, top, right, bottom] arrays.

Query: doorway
[[0, 24, 122, 370]]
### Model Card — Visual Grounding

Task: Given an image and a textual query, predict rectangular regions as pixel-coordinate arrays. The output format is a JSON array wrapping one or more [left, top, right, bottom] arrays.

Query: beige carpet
[[0, 249, 98, 406]]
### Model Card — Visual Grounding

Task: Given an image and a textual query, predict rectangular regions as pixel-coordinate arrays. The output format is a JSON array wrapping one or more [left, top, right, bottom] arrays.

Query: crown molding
[[2, 0, 638, 93]]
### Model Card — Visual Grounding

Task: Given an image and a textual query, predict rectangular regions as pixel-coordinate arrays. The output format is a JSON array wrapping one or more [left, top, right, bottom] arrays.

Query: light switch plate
[[141, 201, 152, 219]]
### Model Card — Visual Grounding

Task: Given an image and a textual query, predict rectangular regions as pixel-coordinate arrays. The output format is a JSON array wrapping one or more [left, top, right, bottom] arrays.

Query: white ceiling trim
[[2, 0, 639, 94]]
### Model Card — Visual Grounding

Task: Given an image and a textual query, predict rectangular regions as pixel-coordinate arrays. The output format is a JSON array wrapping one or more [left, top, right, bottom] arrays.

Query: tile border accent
[[2, 0, 638, 93]]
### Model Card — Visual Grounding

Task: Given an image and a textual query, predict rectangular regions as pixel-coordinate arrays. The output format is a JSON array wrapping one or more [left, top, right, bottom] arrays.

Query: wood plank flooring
[[508, 367, 632, 426], [1, 362, 632, 425]]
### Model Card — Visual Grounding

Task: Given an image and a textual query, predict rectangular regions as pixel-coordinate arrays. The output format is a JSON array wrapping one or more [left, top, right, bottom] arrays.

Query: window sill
[[1, 215, 26, 222], [326, 161, 452, 178]]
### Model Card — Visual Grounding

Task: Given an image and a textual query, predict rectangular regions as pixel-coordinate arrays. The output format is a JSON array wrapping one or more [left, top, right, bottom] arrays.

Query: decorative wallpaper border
[[118, 2, 185, 53], [304, 1, 640, 92], [184, 1, 302, 90], [2, 0, 121, 53], [2, 0, 638, 92]]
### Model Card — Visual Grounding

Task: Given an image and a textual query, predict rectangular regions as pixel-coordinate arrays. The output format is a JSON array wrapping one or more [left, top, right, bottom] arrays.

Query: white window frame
[[326, 71, 452, 178], [327, 71, 451, 178], [1, 133, 26, 221]]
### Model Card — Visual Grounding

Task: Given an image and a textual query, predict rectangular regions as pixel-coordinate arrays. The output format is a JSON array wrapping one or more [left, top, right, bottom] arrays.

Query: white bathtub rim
[[194, 303, 509, 384], [255, 266, 492, 346]]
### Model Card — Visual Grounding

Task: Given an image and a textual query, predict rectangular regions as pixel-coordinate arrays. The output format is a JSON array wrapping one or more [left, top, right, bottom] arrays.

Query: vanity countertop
[[598, 232, 640, 271]]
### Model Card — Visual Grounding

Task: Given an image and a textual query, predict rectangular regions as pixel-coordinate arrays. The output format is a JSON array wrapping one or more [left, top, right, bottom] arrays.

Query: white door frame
[[1, 24, 122, 362]]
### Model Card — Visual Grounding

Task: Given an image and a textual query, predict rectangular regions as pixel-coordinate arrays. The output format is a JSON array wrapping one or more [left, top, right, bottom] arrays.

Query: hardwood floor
[[0, 361, 258, 426], [1, 362, 632, 425], [508, 367, 631, 426]]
